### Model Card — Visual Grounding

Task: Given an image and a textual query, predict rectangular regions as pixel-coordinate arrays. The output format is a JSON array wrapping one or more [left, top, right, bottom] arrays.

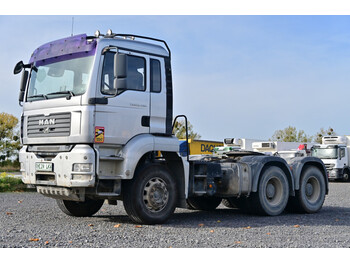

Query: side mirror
[[14, 61, 25, 75], [19, 91, 25, 103], [19, 70, 29, 102], [114, 53, 127, 92], [20, 70, 28, 91]]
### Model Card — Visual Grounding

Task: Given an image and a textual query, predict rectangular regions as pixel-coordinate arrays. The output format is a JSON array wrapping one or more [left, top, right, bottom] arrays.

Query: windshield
[[27, 56, 94, 101], [311, 147, 338, 159]]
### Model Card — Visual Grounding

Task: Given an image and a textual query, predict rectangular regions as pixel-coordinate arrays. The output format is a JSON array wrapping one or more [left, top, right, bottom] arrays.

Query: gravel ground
[[1, 182, 350, 248]]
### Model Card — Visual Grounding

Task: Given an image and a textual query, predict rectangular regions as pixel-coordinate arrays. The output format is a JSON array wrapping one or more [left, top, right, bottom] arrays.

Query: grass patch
[[0, 172, 28, 192]]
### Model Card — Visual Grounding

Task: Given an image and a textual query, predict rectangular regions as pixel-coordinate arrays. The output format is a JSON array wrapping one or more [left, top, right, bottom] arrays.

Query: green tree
[[173, 120, 201, 140], [0, 113, 20, 161], [313, 127, 336, 144], [271, 126, 312, 142]]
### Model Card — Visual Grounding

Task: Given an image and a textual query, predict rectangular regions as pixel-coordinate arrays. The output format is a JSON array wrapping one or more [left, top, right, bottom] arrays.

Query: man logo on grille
[[38, 119, 56, 125]]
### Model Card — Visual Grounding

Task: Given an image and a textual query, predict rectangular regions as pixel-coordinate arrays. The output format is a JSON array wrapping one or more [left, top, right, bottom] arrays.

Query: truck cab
[[16, 31, 187, 216], [311, 136, 350, 181]]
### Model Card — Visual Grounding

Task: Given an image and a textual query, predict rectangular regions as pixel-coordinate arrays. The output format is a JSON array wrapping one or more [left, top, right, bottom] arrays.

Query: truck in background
[[252, 141, 314, 159], [15, 30, 328, 224], [311, 136, 350, 182]]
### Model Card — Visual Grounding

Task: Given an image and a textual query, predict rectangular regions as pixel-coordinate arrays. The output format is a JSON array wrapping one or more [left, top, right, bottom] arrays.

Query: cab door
[[149, 57, 166, 134], [94, 50, 150, 145]]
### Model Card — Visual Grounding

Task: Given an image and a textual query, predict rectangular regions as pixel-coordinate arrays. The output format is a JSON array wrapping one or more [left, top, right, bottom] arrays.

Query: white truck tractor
[[311, 136, 350, 181], [15, 30, 328, 224]]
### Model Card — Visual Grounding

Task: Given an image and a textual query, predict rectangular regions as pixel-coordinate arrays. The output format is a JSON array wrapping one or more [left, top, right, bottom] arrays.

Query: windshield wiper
[[27, 94, 48, 100], [47, 91, 75, 97]]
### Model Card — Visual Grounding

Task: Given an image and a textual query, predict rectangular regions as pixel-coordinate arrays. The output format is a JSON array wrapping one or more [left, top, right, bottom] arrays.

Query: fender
[[238, 155, 295, 195], [287, 156, 328, 193], [112, 133, 180, 179]]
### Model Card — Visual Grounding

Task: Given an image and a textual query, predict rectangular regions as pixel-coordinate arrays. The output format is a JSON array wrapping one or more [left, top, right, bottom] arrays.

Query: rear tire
[[290, 166, 326, 213], [56, 198, 104, 217], [187, 196, 222, 211], [122, 164, 177, 225], [251, 166, 289, 216]]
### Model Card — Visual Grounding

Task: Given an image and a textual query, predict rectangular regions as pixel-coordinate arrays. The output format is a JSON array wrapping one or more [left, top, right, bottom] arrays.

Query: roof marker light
[[105, 29, 116, 38]]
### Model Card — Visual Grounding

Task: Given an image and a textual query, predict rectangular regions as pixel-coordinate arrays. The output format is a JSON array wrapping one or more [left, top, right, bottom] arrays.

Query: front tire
[[251, 166, 289, 216], [343, 170, 350, 182], [56, 198, 104, 217], [122, 164, 177, 225]]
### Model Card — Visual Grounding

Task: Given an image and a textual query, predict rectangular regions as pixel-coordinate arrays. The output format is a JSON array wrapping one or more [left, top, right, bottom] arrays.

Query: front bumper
[[328, 168, 342, 180], [19, 144, 96, 188]]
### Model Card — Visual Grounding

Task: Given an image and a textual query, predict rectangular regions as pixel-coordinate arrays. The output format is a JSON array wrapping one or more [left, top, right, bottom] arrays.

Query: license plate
[[35, 162, 53, 172]]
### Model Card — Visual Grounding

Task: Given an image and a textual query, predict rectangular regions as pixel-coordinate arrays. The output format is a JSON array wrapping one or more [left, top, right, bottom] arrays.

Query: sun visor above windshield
[[29, 34, 97, 65]]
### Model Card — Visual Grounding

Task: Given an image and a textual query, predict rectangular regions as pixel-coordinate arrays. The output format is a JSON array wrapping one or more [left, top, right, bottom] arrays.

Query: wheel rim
[[143, 177, 169, 213], [304, 176, 320, 203], [265, 177, 283, 206]]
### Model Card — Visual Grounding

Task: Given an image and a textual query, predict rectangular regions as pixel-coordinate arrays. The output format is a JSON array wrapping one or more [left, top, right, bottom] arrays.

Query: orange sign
[[95, 127, 105, 143]]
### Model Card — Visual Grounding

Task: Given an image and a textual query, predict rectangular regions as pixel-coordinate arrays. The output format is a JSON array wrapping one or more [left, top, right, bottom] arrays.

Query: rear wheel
[[123, 164, 177, 225], [251, 166, 289, 216], [187, 196, 222, 211], [291, 166, 326, 213], [56, 198, 104, 217]]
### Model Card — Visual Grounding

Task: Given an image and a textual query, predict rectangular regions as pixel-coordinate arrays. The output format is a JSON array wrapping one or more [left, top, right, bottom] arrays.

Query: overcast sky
[[1, 12, 350, 141]]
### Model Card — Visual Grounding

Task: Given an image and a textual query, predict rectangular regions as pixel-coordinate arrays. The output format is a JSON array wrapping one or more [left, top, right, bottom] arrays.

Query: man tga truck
[[14, 30, 328, 224], [311, 136, 350, 181]]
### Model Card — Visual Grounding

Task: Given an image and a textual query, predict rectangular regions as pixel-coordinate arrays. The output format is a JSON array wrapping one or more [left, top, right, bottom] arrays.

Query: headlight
[[72, 163, 93, 172]]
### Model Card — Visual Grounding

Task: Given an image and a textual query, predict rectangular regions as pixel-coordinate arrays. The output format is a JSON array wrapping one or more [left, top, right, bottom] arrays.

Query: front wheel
[[56, 198, 104, 217], [343, 170, 350, 182], [291, 166, 326, 213], [122, 164, 177, 225], [251, 166, 289, 216]]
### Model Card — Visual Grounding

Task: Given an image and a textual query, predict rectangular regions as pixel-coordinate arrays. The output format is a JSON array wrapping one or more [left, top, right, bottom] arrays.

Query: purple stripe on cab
[[29, 34, 97, 64]]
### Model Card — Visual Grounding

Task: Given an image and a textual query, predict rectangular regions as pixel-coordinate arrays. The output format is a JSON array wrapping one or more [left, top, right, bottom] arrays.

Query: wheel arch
[[112, 134, 187, 208], [289, 157, 329, 194], [114, 134, 179, 179], [133, 151, 188, 208], [239, 155, 295, 196], [342, 166, 350, 175]]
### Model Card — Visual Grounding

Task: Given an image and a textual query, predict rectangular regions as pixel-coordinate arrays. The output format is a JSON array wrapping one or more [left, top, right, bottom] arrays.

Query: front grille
[[324, 163, 335, 171], [27, 113, 71, 137]]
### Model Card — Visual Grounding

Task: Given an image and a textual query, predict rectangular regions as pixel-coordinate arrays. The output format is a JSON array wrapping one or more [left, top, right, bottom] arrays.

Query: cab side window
[[150, 59, 161, 93], [340, 148, 346, 158], [101, 52, 146, 95], [127, 55, 145, 91]]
